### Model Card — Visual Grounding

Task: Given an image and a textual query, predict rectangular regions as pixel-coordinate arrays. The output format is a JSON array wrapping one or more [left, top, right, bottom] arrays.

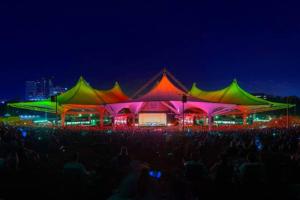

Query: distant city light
[[25, 78, 67, 101]]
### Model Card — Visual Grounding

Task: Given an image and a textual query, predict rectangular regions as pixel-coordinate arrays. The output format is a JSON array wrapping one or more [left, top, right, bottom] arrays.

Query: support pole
[[99, 109, 104, 129], [132, 113, 136, 133], [242, 113, 248, 125], [61, 110, 66, 127], [88, 115, 91, 124], [101, 112, 104, 128], [182, 94, 187, 133], [203, 115, 208, 126], [132, 114, 136, 127], [208, 114, 212, 131], [112, 114, 116, 131], [98, 110, 101, 128]]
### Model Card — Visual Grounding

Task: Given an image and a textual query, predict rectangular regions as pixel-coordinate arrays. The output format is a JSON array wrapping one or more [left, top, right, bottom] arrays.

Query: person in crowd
[[63, 152, 89, 176], [118, 146, 131, 168], [62, 152, 90, 198], [239, 152, 266, 184], [0, 124, 298, 199]]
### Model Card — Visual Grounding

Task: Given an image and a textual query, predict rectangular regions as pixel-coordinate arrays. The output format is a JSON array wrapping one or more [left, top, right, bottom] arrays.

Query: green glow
[[190, 80, 294, 113], [8, 100, 60, 113], [57, 77, 105, 105], [57, 77, 129, 105], [8, 76, 130, 114], [8, 76, 294, 117], [214, 120, 237, 125], [34, 119, 51, 123], [66, 121, 90, 125]]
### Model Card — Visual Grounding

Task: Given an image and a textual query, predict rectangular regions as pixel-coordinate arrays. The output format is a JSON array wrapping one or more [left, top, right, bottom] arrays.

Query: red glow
[[114, 114, 129, 126]]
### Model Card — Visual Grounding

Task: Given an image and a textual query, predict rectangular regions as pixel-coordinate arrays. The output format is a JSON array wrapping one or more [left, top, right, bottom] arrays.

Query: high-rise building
[[49, 86, 68, 96], [25, 78, 67, 101], [25, 80, 47, 101], [25, 81, 39, 100]]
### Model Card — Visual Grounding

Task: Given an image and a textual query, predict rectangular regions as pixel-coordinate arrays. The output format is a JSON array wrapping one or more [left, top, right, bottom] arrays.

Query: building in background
[[25, 78, 67, 101], [49, 86, 68, 96], [25, 81, 42, 101], [252, 93, 272, 100]]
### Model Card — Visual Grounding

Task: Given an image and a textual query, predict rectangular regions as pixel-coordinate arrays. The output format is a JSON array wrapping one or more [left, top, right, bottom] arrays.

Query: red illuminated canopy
[[95, 82, 129, 104], [135, 74, 186, 101]]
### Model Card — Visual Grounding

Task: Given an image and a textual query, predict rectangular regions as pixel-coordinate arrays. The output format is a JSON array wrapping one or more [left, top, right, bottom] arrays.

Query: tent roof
[[190, 79, 293, 113], [57, 76, 105, 105], [8, 78, 130, 113], [191, 79, 274, 105], [8, 100, 59, 113], [8, 74, 294, 115], [134, 74, 187, 101], [95, 82, 129, 104]]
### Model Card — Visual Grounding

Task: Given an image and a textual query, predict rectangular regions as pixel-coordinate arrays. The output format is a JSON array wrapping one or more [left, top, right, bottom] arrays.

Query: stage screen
[[138, 113, 167, 126]]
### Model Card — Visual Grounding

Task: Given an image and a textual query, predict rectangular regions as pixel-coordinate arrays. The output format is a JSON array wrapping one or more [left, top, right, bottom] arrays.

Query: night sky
[[0, 0, 300, 99]]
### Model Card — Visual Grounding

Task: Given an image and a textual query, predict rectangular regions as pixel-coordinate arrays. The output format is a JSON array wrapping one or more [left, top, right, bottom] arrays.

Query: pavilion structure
[[9, 76, 129, 128], [189, 79, 291, 125], [108, 70, 235, 129], [8, 69, 293, 130]]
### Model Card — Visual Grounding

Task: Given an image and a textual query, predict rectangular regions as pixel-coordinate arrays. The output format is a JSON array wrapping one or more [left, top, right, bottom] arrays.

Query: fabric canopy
[[9, 77, 129, 113], [8, 100, 59, 113], [57, 76, 105, 105], [95, 82, 129, 104], [8, 73, 293, 116], [136, 74, 185, 101], [190, 79, 293, 113], [108, 74, 235, 116], [132, 74, 202, 102]]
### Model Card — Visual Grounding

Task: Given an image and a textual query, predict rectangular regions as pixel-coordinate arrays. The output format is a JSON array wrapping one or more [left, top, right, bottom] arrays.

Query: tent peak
[[78, 76, 86, 82], [114, 81, 120, 87], [191, 82, 199, 90], [189, 82, 202, 94], [77, 76, 90, 86], [230, 79, 239, 87], [162, 67, 167, 75]]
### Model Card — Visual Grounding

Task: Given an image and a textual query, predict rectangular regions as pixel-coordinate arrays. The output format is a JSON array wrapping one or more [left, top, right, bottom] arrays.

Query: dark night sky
[[0, 0, 299, 99]]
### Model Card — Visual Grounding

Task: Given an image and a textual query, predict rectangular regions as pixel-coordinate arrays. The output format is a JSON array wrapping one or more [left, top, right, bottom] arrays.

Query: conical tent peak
[[232, 79, 238, 84], [191, 82, 199, 90], [162, 67, 167, 75], [78, 76, 85, 82], [114, 81, 120, 87]]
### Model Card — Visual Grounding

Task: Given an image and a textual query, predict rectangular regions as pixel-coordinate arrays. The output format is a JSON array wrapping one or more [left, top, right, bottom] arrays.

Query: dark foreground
[[0, 124, 300, 199]]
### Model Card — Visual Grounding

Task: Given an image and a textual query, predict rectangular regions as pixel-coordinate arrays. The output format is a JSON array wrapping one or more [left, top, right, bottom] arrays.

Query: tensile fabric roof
[[189, 79, 293, 113]]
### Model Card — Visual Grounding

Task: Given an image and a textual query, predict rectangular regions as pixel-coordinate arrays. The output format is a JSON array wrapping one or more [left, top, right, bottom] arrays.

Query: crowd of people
[[0, 123, 299, 199]]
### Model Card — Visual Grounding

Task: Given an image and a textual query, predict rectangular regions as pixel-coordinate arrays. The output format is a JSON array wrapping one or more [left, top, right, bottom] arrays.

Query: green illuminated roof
[[57, 76, 105, 105], [8, 76, 294, 115], [8, 77, 129, 113], [190, 79, 272, 105], [8, 100, 59, 113], [190, 79, 293, 113]]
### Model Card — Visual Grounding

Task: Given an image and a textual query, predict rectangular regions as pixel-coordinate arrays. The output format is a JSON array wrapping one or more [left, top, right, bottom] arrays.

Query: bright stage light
[[138, 113, 167, 126]]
